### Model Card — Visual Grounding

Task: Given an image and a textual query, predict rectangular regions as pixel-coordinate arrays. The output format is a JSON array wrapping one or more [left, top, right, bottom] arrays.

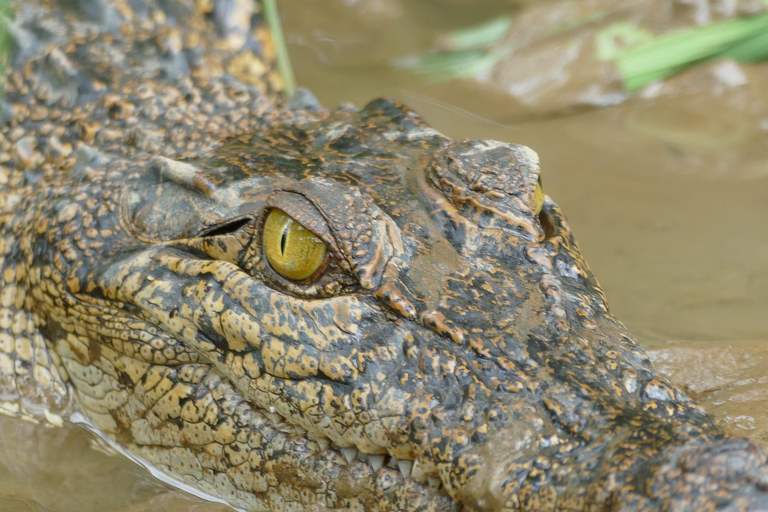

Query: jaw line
[[114, 251, 453, 489]]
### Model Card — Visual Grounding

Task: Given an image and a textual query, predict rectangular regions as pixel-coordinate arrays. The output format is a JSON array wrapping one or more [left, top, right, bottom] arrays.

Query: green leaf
[[724, 30, 768, 62], [263, 0, 296, 97], [615, 14, 768, 91], [443, 17, 512, 52], [394, 48, 509, 82]]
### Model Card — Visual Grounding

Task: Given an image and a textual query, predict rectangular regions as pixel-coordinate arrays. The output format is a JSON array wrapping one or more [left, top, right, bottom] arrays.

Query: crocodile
[[1, 0, 767, 511]]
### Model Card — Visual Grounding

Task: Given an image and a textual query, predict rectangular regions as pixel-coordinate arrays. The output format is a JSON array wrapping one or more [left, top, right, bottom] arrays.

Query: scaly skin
[[1, 1, 768, 511]]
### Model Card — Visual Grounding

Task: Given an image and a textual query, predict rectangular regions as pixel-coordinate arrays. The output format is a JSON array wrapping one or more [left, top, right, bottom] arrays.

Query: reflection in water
[[0, 414, 234, 511], [1, 0, 767, 509]]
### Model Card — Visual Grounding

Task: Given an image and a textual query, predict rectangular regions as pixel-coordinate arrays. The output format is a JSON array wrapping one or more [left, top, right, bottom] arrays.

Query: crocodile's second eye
[[534, 178, 544, 215], [263, 209, 328, 281]]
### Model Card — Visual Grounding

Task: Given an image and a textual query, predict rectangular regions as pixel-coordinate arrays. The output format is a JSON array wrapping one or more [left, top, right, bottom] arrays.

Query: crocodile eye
[[534, 178, 544, 215], [263, 209, 328, 281]]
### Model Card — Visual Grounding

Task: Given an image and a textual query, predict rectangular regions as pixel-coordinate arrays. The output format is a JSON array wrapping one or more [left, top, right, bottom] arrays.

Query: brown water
[[2, 1, 768, 510]]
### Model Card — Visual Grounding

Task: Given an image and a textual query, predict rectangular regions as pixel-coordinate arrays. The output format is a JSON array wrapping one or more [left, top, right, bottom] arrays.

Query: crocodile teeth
[[264, 411, 283, 426], [342, 447, 358, 464], [428, 476, 441, 489], [368, 454, 385, 472], [316, 438, 330, 451], [397, 460, 413, 479], [410, 458, 427, 482], [294, 426, 307, 435], [355, 452, 388, 472]]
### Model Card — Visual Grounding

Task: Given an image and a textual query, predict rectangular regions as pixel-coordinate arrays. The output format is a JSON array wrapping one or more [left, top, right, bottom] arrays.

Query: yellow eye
[[534, 179, 544, 215], [263, 209, 328, 281]]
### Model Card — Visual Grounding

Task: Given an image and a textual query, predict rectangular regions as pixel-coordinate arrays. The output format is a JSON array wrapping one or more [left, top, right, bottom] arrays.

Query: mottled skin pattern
[[1, 1, 768, 511]]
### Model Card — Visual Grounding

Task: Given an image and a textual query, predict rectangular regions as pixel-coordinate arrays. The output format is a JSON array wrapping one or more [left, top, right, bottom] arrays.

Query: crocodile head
[[29, 98, 767, 511]]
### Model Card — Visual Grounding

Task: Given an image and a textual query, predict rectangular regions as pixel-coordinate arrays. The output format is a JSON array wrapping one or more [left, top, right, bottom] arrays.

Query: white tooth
[[397, 460, 413, 479], [342, 447, 358, 464], [265, 412, 282, 425], [410, 458, 427, 482], [319, 415, 334, 430], [387, 457, 398, 469], [368, 454, 385, 472], [295, 426, 307, 435], [428, 476, 441, 489], [316, 438, 330, 451]]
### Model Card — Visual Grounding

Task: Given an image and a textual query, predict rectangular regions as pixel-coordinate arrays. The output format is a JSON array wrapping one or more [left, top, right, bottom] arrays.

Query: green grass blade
[[616, 14, 768, 91], [263, 0, 296, 98], [724, 30, 768, 62], [0, 1, 10, 84], [443, 17, 511, 51], [394, 48, 507, 82]]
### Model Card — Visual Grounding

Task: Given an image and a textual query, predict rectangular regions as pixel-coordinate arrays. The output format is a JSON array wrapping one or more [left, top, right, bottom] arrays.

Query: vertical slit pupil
[[280, 226, 288, 255]]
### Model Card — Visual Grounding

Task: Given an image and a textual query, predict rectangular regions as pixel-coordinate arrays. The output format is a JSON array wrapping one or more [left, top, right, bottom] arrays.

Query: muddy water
[[2, 1, 768, 510]]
